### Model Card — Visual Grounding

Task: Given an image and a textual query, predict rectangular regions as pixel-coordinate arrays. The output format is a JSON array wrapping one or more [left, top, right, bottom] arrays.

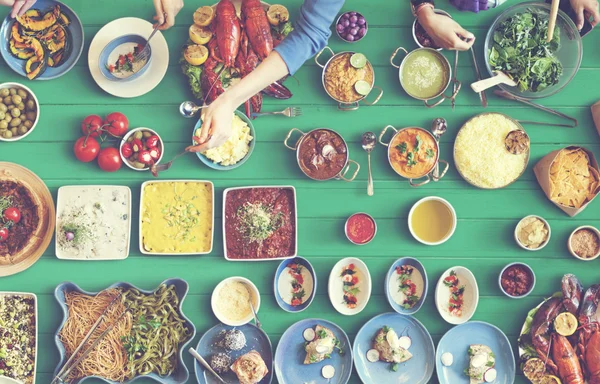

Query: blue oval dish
[[353, 312, 435, 384], [436, 321, 516, 384], [53, 278, 196, 384], [192, 110, 255, 171], [99, 34, 151, 82], [0, 0, 84, 80], [194, 323, 273, 384], [274, 318, 353, 384], [385, 257, 428, 315], [273, 256, 317, 313]]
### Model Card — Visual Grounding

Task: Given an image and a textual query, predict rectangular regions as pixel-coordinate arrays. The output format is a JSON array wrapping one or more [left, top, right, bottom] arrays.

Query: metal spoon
[[431, 118, 447, 180], [243, 283, 261, 328], [179, 101, 206, 118], [149, 150, 189, 177], [188, 348, 227, 384], [361, 132, 376, 196]]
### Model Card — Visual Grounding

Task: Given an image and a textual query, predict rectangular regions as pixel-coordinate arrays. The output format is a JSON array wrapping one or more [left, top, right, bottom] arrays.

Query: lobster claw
[[562, 274, 584, 316]]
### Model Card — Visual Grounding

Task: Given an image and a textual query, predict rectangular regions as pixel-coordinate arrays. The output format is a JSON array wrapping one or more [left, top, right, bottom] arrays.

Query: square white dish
[[0, 292, 37, 384], [55, 185, 132, 260], [139, 180, 214, 255], [222, 185, 298, 261]]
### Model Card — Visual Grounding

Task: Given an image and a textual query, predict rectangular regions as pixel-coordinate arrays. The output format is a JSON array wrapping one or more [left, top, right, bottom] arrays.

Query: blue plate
[[274, 318, 352, 384], [385, 257, 428, 315], [0, 0, 84, 80], [99, 34, 151, 82], [53, 279, 196, 384], [273, 256, 317, 312], [436, 321, 515, 384], [353, 312, 435, 384], [194, 323, 273, 384], [192, 110, 255, 170]]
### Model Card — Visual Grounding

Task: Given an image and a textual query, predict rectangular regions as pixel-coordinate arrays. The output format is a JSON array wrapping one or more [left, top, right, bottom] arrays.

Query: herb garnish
[[426, 148, 435, 158], [237, 202, 284, 244], [414, 135, 422, 152], [406, 152, 418, 167], [162, 189, 200, 243], [396, 142, 407, 154]]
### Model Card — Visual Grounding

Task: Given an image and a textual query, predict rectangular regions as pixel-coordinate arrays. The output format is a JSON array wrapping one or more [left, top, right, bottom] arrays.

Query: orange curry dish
[[389, 128, 438, 178]]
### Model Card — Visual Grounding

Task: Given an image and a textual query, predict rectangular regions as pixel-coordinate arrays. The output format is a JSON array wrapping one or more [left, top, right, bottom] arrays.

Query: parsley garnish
[[414, 135, 422, 152], [426, 148, 435, 158], [396, 142, 407, 154], [406, 152, 418, 167]]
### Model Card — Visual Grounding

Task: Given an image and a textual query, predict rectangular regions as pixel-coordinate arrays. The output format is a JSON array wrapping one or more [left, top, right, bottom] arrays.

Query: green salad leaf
[[488, 10, 563, 93], [180, 54, 203, 100]]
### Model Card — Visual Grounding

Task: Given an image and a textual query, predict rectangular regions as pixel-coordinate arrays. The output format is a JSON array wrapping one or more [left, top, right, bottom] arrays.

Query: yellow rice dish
[[454, 113, 529, 189], [198, 114, 253, 166], [141, 181, 213, 254]]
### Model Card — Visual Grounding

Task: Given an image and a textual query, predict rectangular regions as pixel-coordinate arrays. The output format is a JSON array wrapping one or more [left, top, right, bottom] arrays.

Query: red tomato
[[74, 136, 100, 163], [145, 135, 160, 148], [104, 112, 129, 137], [3, 207, 21, 224], [138, 150, 153, 165], [81, 114, 103, 137], [148, 146, 161, 161], [121, 142, 133, 158], [118, 55, 126, 65], [97, 147, 122, 172], [0, 227, 8, 242]]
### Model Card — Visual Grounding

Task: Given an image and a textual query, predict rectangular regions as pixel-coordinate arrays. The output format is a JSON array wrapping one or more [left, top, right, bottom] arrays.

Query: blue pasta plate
[[385, 257, 428, 315], [99, 34, 152, 82], [273, 256, 317, 313], [53, 278, 196, 384]]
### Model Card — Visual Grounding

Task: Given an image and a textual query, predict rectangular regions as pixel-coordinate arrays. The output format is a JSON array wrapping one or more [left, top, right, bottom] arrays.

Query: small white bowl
[[435, 266, 479, 325], [514, 215, 551, 251], [344, 212, 377, 245], [120, 127, 164, 171], [408, 196, 457, 246], [568, 225, 600, 261], [211, 276, 260, 326], [328, 257, 372, 316], [0, 82, 40, 142]]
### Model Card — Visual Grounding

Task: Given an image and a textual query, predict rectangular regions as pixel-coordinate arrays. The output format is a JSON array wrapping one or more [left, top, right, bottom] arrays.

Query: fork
[[131, 22, 160, 69], [251, 106, 302, 119], [149, 150, 189, 177]]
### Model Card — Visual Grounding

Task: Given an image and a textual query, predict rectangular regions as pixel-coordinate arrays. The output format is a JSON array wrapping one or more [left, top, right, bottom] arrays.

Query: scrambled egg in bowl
[[196, 114, 253, 166], [140, 181, 213, 254]]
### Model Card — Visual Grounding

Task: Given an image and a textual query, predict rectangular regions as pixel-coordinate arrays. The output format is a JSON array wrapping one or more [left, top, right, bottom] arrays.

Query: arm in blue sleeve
[[274, 0, 346, 75]]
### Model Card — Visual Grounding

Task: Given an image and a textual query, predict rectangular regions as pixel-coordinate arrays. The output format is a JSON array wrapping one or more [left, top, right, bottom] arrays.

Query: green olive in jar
[[25, 111, 36, 121], [10, 108, 20, 118], [10, 127, 17, 135], [11, 95, 22, 105], [25, 100, 35, 110], [17, 126, 28, 135], [17, 89, 27, 99], [17, 103, 24, 111], [0, 104, 6, 113], [2, 130, 12, 139], [23, 120, 33, 129], [10, 118, 21, 127], [143, 131, 152, 138], [4, 114, 12, 124], [0, 89, 8, 97], [4, 96, 12, 105], [0, 121, 7, 130], [8, 88, 16, 96], [132, 161, 146, 169], [133, 131, 143, 140], [0, 111, 4, 120]]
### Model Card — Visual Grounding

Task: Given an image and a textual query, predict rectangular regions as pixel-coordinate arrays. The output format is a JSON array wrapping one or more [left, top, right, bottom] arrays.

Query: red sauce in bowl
[[345, 213, 376, 244], [501, 264, 534, 297]]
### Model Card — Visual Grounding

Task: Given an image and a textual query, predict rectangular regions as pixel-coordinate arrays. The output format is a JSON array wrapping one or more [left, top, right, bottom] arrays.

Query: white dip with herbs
[[56, 186, 131, 260]]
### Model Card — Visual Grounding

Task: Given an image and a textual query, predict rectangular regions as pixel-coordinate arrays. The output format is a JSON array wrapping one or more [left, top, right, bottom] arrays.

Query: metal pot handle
[[390, 47, 408, 68], [409, 174, 431, 187], [361, 86, 383, 106], [315, 46, 335, 68], [338, 102, 359, 111], [378, 125, 398, 147], [283, 128, 306, 150], [424, 80, 462, 108], [339, 159, 360, 182], [432, 160, 449, 181]]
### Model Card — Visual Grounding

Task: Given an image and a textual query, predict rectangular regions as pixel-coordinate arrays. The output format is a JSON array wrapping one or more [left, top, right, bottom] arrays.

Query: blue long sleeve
[[274, 0, 345, 75]]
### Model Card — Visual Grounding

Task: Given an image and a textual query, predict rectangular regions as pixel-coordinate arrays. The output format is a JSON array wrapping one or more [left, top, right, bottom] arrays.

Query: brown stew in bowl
[[298, 129, 348, 180], [0, 180, 40, 258]]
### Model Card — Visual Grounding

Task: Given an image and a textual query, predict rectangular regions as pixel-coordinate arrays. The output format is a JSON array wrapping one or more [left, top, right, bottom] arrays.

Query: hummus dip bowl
[[315, 47, 383, 111], [378, 125, 448, 187], [284, 127, 360, 182], [390, 46, 458, 108]]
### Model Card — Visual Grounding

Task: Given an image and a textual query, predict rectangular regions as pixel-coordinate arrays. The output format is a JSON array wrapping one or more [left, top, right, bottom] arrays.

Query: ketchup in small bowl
[[345, 213, 376, 245], [499, 263, 535, 298]]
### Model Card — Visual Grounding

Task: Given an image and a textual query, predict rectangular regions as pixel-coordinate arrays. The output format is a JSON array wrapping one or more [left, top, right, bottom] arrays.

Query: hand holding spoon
[[361, 132, 376, 196], [179, 101, 206, 118]]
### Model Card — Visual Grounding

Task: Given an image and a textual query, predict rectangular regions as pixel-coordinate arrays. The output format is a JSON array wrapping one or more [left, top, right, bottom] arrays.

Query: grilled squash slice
[[9, 39, 34, 60], [17, 5, 60, 31], [40, 24, 65, 53], [59, 13, 70, 27], [25, 56, 46, 79]]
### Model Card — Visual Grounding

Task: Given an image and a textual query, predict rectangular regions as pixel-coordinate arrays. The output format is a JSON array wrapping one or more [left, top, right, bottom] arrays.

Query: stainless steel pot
[[284, 127, 360, 181]]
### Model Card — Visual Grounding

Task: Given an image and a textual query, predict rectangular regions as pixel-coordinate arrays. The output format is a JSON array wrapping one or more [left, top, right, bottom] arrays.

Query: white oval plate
[[435, 266, 479, 325], [88, 18, 168, 98], [328, 257, 371, 316]]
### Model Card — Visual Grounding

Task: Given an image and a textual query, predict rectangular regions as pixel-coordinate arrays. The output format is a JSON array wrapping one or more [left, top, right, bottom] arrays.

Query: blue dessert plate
[[353, 312, 435, 384], [273, 256, 317, 313], [385, 257, 428, 315], [274, 318, 352, 384], [436, 321, 515, 384]]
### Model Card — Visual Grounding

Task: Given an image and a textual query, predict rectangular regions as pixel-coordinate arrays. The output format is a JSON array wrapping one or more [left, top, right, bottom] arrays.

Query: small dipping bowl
[[408, 197, 457, 246], [568, 225, 600, 261], [99, 34, 152, 82], [498, 262, 536, 299], [335, 11, 368, 43], [345, 212, 377, 245], [120, 127, 164, 171], [514, 215, 551, 251], [211, 276, 260, 326]]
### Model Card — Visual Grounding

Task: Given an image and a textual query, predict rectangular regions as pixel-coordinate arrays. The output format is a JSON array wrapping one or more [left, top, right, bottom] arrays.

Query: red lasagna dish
[[224, 187, 296, 260]]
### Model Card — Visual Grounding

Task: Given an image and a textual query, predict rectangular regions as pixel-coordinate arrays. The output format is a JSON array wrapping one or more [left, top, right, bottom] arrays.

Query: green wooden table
[[1, 0, 599, 383]]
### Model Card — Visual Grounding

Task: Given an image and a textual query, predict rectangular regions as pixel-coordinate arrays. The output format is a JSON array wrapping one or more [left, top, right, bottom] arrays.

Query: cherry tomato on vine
[[81, 114, 103, 137], [104, 112, 129, 137], [97, 147, 122, 172], [74, 136, 100, 163], [3, 207, 21, 224], [0, 227, 9, 242]]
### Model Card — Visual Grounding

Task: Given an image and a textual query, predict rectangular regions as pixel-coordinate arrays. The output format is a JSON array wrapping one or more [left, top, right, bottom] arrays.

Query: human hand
[[0, 0, 37, 18], [186, 95, 236, 153], [153, 0, 184, 30], [417, 7, 475, 50], [570, 0, 599, 29]]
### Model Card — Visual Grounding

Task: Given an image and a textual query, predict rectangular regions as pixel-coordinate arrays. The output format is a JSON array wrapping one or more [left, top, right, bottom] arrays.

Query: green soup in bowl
[[399, 48, 450, 100]]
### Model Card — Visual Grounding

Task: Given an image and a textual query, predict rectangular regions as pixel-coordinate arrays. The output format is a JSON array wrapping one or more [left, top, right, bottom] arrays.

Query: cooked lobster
[[586, 331, 600, 384], [562, 274, 584, 316], [236, 29, 262, 117], [553, 334, 585, 384], [201, 57, 225, 104], [578, 285, 600, 381], [241, 0, 273, 60], [531, 297, 563, 373], [215, 0, 240, 68]]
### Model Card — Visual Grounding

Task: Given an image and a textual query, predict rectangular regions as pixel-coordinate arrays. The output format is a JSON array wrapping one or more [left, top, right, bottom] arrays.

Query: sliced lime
[[354, 80, 371, 96], [350, 53, 367, 69]]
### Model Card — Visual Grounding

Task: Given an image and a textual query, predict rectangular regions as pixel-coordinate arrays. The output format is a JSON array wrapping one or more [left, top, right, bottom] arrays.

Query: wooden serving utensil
[[547, 0, 560, 42], [471, 71, 517, 93]]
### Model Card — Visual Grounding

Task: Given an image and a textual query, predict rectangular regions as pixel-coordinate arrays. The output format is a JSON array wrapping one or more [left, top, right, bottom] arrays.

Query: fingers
[[589, 4, 600, 27], [153, 0, 165, 26], [18, 0, 36, 16], [574, 5, 586, 30], [198, 115, 212, 143], [10, 1, 25, 18], [159, 12, 175, 30]]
